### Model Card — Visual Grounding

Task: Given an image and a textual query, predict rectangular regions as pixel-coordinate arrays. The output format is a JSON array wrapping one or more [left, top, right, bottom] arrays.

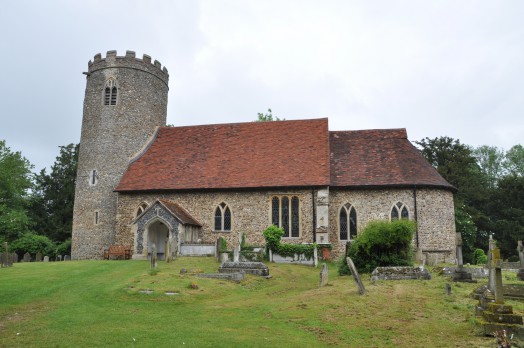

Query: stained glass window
[[291, 196, 299, 237], [282, 196, 289, 237], [271, 197, 279, 227]]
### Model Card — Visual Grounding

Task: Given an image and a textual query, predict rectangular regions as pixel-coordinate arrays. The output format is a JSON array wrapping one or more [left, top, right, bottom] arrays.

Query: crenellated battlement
[[87, 50, 169, 85]]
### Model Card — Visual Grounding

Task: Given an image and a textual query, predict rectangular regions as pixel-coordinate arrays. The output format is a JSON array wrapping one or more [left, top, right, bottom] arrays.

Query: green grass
[[0, 258, 521, 347]]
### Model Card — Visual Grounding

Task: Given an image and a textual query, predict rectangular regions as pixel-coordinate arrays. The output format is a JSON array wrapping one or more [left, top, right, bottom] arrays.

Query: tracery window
[[391, 202, 409, 220], [339, 203, 357, 241], [104, 78, 118, 106], [214, 202, 231, 232], [270, 195, 300, 237]]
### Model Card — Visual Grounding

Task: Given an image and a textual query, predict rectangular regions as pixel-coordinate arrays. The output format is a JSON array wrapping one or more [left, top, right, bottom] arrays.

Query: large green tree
[[473, 145, 506, 189], [504, 144, 524, 176], [31, 143, 78, 242], [0, 140, 33, 241]]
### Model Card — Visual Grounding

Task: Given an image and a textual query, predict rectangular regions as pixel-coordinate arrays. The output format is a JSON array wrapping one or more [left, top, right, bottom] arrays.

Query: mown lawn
[[0, 257, 520, 347]]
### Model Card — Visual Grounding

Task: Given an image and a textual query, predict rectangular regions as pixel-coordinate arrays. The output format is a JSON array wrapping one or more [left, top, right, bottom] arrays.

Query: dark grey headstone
[[35, 252, 43, 262], [319, 263, 328, 287], [23, 252, 31, 262]]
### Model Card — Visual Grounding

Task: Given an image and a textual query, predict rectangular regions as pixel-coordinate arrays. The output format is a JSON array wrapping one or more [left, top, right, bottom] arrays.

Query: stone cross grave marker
[[452, 232, 474, 282], [488, 235, 496, 292], [346, 257, 366, 295], [319, 263, 329, 287]]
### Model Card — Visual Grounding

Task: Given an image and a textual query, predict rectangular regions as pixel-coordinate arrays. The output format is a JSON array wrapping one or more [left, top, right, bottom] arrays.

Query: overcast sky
[[1, 0, 523, 172]]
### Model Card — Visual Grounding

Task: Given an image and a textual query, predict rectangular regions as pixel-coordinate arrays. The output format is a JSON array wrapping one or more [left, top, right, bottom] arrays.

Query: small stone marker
[[452, 232, 475, 282], [64, 255, 70, 261], [233, 245, 240, 263], [57, 255, 62, 261], [445, 283, 452, 295], [346, 257, 366, 295], [488, 235, 496, 292], [23, 252, 31, 262], [319, 263, 329, 287], [313, 247, 318, 268], [35, 252, 43, 262], [43, 256, 49, 262], [151, 243, 158, 269]]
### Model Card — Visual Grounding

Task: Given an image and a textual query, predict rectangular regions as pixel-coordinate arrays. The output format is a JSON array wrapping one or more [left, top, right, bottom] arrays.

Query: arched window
[[135, 202, 149, 218], [104, 78, 118, 106], [270, 195, 300, 237], [391, 202, 409, 220], [339, 203, 357, 241], [214, 202, 231, 232]]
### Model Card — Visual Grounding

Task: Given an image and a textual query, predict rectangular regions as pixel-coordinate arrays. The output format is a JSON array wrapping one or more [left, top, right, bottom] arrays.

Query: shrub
[[218, 237, 228, 252], [339, 220, 416, 274], [56, 239, 72, 257], [262, 225, 284, 251], [10, 233, 56, 259]]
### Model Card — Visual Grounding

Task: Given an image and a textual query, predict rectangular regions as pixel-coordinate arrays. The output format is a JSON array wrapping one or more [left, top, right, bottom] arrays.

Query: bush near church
[[339, 220, 416, 274]]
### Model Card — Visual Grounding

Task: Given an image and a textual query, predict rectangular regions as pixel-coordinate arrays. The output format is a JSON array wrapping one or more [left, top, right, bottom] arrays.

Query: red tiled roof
[[158, 199, 202, 226], [115, 119, 331, 191], [329, 129, 454, 189]]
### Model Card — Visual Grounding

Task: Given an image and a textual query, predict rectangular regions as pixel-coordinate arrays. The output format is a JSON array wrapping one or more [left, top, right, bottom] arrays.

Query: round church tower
[[72, 50, 169, 259]]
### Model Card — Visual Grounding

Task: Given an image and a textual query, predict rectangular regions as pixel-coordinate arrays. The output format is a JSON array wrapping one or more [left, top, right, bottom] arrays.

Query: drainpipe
[[312, 189, 317, 243], [413, 186, 419, 249]]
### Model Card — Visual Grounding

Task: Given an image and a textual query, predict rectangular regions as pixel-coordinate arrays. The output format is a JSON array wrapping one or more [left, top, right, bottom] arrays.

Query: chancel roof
[[115, 118, 453, 192]]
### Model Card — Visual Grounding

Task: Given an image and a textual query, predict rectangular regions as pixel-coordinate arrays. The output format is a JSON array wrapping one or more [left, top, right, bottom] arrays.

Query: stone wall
[[72, 51, 169, 260], [115, 189, 317, 254], [329, 188, 456, 262], [116, 187, 455, 261]]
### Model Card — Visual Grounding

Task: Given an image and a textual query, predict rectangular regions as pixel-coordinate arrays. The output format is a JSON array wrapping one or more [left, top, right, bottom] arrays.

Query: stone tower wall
[[72, 50, 169, 259]]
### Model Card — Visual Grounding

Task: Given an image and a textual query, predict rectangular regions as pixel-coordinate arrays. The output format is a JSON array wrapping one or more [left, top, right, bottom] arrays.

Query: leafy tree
[[473, 145, 506, 189], [504, 144, 524, 176], [31, 144, 78, 242], [256, 108, 284, 122], [10, 232, 56, 258], [0, 140, 33, 241]]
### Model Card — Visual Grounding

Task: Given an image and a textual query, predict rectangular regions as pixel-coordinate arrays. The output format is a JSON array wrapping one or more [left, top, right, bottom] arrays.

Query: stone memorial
[[452, 232, 475, 282], [488, 235, 496, 292], [517, 240, 524, 281], [346, 257, 365, 295], [35, 252, 43, 262], [233, 245, 240, 263], [23, 252, 31, 262], [477, 245, 524, 338], [219, 261, 269, 277], [64, 255, 70, 261], [371, 266, 431, 280], [150, 243, 158, 270], [319, 263, 329, 287], [43, 256, 49, 262]]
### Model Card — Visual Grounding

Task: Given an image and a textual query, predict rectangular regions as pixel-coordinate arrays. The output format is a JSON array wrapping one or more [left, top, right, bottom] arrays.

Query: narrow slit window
[[103, 79, 117, 106]]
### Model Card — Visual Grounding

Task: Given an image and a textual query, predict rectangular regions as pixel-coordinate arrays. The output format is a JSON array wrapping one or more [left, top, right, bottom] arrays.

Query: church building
[[71, 51, 456, 262]]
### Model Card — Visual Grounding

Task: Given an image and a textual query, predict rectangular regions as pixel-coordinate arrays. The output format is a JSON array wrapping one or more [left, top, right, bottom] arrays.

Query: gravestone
[[346, 257, 365, 295], [35, 252, 43, 262], [64, 255, 70, 261], [517, 240, 524, 281], [452, 232, 475, 282], [488, 235, 496, 292], [150, 243, 158, 269], [233, 245, 240, 263], [13, 253, 18, 263], [57, 255, 62, 261], [219, 261, 269, 277], [313, 246, 318, 268], [23, 252, 31, 262], [43, 256, 49, 262], [477, 245, 524, 338], [319, 263, 329, 287]]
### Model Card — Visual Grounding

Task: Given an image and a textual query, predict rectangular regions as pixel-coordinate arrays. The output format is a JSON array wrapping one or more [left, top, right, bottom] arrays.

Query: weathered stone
[[35, 252, 43, 262], [43, 256, 49, 262], [319, 263, 328, 287], [23, 252, 31, 262], [218, 261, 269, 277], [346, 257, 365, 295], [371, 266, 431, 280]]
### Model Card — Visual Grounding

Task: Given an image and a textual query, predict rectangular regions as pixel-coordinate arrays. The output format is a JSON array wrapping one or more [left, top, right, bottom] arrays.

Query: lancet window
[[339, 203, 357, 241], [270, 195, 300, 237], [214, 202, 231, 232]]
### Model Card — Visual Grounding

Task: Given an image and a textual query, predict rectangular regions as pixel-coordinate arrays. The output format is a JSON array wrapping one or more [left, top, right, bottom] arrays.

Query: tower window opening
[[103, 79, 118, 106]]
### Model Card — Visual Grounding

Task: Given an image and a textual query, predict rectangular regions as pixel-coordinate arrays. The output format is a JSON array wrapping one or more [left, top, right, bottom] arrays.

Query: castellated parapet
[[72, 50, 169, 260]]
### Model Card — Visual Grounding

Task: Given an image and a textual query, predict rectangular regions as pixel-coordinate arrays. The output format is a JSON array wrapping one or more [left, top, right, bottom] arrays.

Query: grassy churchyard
[[1, 257, 522, 347]]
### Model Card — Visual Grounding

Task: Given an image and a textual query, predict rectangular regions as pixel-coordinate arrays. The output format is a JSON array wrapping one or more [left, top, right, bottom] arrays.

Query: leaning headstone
[[64, 255, 70, 261], [346, 257, 366, 295], [35, 252, 43, 262], [150, 244, 158, 270], [517, 240, 524, 281], [319, 263, 329, 287], [43, 256, 49, 262], [23, 252, 31, 262]]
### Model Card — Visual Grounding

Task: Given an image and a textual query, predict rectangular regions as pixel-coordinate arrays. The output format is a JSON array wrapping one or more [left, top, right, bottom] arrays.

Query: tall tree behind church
[[31, 144, 78, 242]]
